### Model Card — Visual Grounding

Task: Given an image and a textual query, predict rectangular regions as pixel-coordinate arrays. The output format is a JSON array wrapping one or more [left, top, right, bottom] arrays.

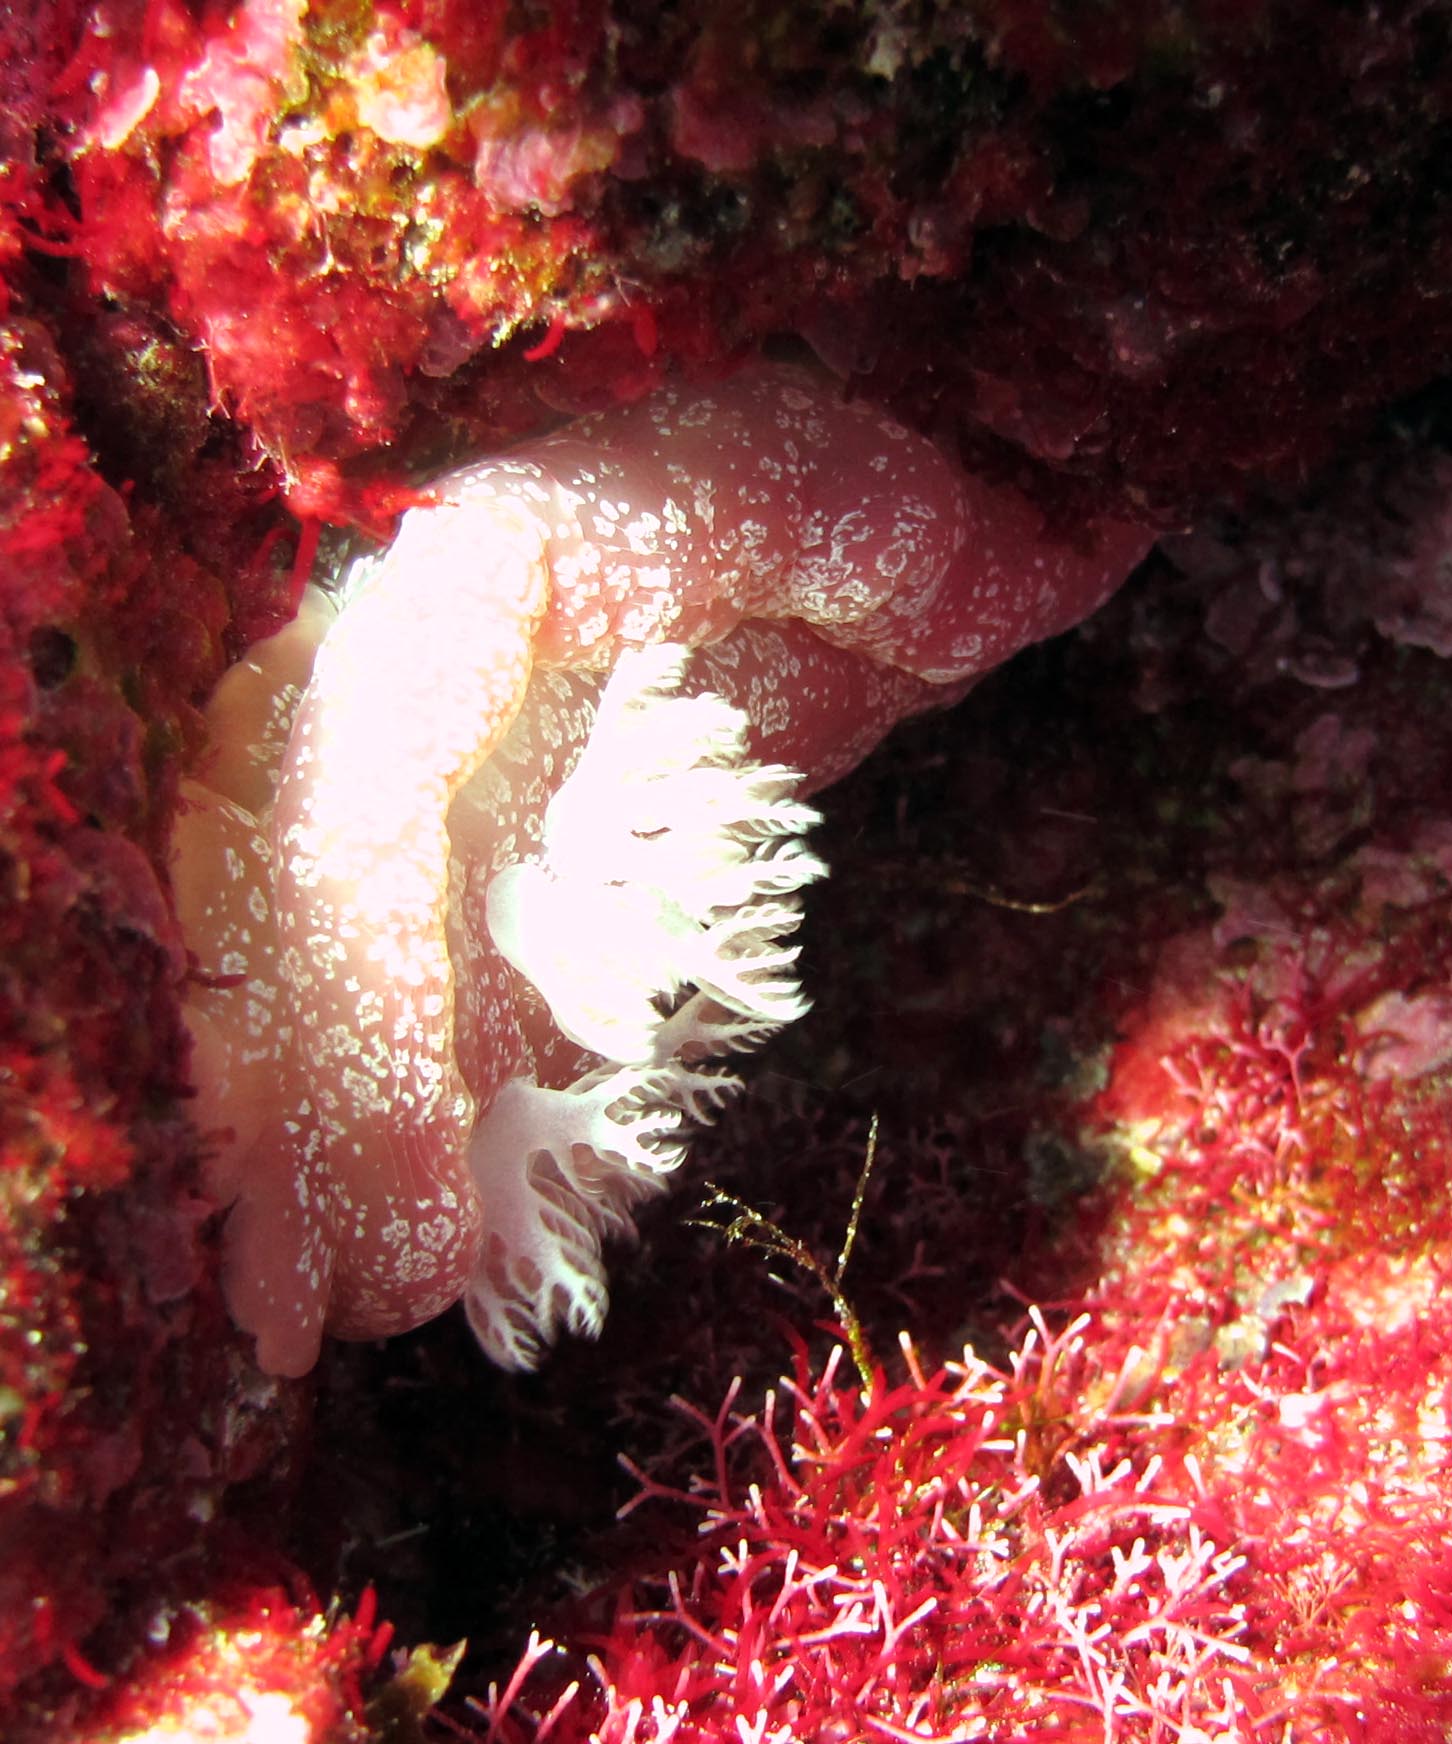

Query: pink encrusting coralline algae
[[172, 363, 1150, 1376]]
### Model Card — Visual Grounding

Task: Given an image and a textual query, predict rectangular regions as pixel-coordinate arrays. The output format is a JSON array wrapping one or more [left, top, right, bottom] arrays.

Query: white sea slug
[[173, 363, 1151, 1375]]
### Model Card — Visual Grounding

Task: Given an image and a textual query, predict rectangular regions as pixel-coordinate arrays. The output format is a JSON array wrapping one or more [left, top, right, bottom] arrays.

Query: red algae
[[478, 1332, 1268, 1742], [76, 1583, 394, 1744], [0, 72, 307, 1735], [28, 0, 1451, 515]]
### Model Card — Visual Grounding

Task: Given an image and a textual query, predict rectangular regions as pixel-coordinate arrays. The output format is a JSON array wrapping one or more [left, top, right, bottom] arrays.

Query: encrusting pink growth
[[174, 364, 1151, 1375]]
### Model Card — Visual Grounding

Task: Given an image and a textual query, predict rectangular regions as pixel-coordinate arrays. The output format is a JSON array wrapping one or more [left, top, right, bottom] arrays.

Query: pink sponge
[[173, 364, 1150, 1375]]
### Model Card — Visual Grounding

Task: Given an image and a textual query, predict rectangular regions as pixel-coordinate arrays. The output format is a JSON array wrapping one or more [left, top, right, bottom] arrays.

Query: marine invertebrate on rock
[[174, 363, 1150, 1376]]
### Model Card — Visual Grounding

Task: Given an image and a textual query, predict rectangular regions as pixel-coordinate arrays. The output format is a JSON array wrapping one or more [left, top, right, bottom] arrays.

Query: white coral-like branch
[[467, 644, 827, 1368]]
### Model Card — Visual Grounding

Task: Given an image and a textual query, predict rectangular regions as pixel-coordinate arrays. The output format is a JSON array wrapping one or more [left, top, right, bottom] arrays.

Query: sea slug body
[[174, 363, 1151, 1375]]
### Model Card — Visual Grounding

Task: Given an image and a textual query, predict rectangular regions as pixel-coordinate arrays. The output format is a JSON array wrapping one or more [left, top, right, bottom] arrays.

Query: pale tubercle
[[174, 361, 1152, 1375]]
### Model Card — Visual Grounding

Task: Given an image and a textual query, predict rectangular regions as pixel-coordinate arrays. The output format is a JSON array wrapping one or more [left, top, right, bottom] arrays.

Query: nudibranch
[[172, 364, 1151, 1376]]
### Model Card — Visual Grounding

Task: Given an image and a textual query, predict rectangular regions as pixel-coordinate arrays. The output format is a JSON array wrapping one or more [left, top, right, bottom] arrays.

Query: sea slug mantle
[[172, 364, 1152, 1375]]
